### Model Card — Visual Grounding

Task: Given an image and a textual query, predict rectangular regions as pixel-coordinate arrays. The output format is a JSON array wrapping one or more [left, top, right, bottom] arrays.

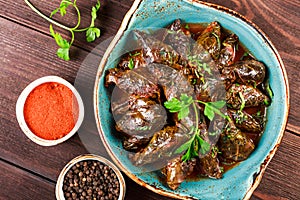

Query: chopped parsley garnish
[[164, 94, 229, 162]]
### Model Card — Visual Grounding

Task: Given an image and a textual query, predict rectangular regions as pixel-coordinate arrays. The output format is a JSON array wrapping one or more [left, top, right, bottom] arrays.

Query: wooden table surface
[[1, 0, 299, 199]]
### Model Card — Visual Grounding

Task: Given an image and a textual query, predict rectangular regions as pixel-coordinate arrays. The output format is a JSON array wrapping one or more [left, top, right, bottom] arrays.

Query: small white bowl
[[16, 75, 84, 146], [55, 154, 126, 200]]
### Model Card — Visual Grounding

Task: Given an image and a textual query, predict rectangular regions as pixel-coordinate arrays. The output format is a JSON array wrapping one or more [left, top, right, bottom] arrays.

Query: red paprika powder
[[23, 82, 79, 140]]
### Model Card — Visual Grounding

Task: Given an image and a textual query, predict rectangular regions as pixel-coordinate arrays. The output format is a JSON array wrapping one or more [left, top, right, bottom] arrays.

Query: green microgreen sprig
[[238, 92, 246, 111], [187, 55, 212, 76], [25, 0, 101, 61], [212, 32, 221, 52], [164, 94, 193, 120], [164, 94, 229, 162], [127, 52, 141, 70]]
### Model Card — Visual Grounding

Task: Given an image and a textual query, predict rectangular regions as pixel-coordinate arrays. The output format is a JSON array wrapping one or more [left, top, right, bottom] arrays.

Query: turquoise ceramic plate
[[94, 0, 289, 199]]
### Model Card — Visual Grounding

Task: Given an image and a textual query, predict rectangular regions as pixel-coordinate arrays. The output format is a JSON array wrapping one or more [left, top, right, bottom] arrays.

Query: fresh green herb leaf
[[25, 0, 101, 60], [164, 97, 181, 112], [256, 110, 261, 117], [202, 63, 211, 74], [238, 92, 246, 111], [181, 146, 192, 162], [50, 8, 60, 18], [198, 100, 228, 121], [264, 99, 270, 106], [235, 110, 248, 124], [50, 24, 70, 61], [59, 0, 72, 16], [164, 94, 193, 120], [175, 134, 195, 154], [130, 52, 141, 57], [57, 47, 70, 61], [191, 78, 197, 85], [86, 27, 101, 42], [204, 106, 215, 121], [90, 0, 101, 27], [253, 82, 257, 88], [188, 55, 212, 75], [178, 107, 189, 120], [128, 58, 134, 70], [135, 126, 151, 131], [182, 139, 199, 161], [265, 82, 273, 99], [49, 24, 55, 37], [196, 134, 210, 154], [184, 24, 189, 29], [209, 101, 226, 109], [211, 146, 219, 157], [180, 94, 193, 105], [167, 29, 175, 34], [165, 94, 230, 162], [208, 131, 218, 136], [94, 0, 101, 10], [49, 25, 70, 48]]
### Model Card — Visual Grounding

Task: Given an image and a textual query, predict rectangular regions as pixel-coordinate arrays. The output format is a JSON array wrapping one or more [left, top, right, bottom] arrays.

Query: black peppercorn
[[63, 160, 120, 199]]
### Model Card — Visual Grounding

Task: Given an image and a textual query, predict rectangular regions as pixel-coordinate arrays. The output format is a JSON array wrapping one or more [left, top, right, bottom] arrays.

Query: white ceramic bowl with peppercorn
[[56, 154, 126, 200], [16, 75, 84, 146]]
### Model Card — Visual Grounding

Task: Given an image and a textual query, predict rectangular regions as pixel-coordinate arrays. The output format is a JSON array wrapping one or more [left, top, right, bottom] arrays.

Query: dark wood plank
[[1, 0, 299, 133], [0, 16, 102, 178], [203, 0, 300, 133], [251, 131, 300, 200], [0, 0, 134, 55], [1, 0, 300, 199], [0, 160, 55, 200], [0, 15, 175, 200]]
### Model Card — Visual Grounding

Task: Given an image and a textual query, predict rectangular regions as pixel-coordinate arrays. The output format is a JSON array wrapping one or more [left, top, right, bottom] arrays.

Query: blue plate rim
[[93, 0, 290, 199]]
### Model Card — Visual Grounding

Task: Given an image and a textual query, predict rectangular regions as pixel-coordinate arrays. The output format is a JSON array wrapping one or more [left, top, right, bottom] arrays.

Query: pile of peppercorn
[[63, 160, 120, 200]]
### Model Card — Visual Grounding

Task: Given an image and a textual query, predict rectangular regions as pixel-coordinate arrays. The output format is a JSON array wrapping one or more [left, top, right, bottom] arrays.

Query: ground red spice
[[24, 82, 79, 140]]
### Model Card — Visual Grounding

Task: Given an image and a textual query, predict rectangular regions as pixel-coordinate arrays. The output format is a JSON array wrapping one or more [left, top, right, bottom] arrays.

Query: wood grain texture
[[0, 160, 55, 200], [0, 0, 300, 199], [2, 0, 299, 132], [0, 16, 101, 179], [0, 13, 174, 200], [203, 0, 300, 134], [252, 131, 300, 200], [0, 0, 134, 55]]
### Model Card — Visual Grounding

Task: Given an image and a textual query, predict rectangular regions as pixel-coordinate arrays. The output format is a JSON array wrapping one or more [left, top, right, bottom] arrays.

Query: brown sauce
[[185, 23, 249, 62], [184, 23, 207, 39], [119, 22, 269, 182], [184, 23, 267, 173], [151, 23, 267, 178]]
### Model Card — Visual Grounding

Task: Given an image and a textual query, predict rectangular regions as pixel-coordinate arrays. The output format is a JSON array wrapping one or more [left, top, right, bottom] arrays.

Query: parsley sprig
[[25, 0, 101, 61], [164, 94, 228, 162], [197, 100, 230, 121], [164, 94, 193, 120]]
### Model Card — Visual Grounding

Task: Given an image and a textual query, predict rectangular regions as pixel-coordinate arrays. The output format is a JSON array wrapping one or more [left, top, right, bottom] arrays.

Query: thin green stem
[[212, 32, 221, 51], [192, 102, 199, 134], [24, 0, 71, 31], [73, 28, 89, 32], [70, 31, 75, 45], [70, 4, 81, 30]]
